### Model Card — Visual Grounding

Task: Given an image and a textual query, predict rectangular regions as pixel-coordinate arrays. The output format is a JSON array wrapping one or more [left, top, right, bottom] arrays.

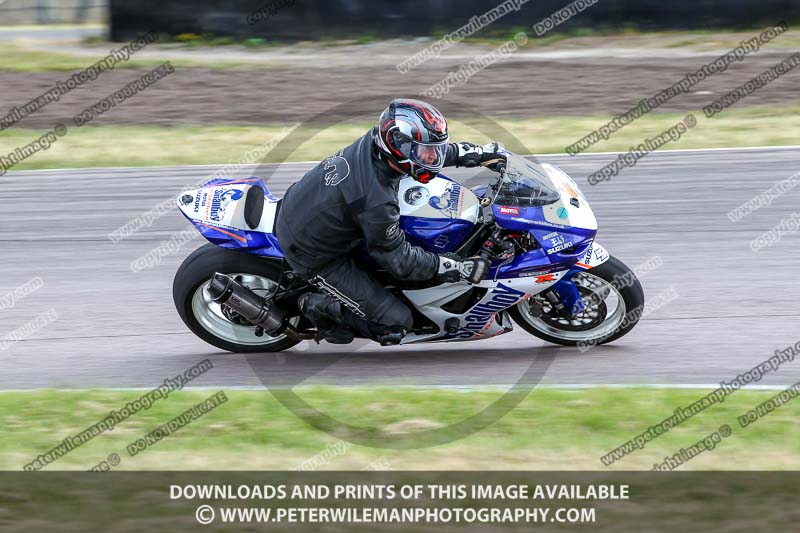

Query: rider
[[274, 98, 507, 345]]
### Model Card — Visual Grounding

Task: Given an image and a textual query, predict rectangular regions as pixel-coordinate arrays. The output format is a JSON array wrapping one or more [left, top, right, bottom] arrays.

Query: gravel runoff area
[[1, 46, 798, 127]]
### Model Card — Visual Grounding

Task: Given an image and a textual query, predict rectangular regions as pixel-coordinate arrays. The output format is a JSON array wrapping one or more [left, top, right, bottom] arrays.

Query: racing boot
[[298, 293, 355, 344], [374, 325, 407, 346]]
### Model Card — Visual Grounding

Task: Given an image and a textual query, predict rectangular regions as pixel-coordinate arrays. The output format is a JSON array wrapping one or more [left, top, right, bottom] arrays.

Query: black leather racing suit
[[275, 127, 460, 340]]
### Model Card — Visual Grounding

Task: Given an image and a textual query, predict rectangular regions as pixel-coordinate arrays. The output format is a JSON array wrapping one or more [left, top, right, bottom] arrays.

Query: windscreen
[[493, 153, 561, 207]]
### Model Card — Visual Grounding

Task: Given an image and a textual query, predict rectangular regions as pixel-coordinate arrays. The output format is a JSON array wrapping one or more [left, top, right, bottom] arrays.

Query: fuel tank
[[398, 175, 480, 253]]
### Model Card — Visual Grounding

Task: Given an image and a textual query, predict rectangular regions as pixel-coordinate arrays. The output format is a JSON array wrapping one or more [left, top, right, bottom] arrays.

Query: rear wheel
[[173, 244, 301, 353], [509, 256, 644, 347]]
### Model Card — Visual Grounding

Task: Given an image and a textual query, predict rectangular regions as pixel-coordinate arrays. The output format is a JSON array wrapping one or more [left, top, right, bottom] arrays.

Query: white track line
[[1, 384, 795, 393]]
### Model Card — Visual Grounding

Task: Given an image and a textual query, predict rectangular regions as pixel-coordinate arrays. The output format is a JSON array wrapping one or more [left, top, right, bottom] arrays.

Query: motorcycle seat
[[244, 184, 265, 229]]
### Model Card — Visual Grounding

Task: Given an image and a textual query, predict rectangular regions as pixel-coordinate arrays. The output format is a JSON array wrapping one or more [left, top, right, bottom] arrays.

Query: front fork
[[543, 241, 611, 317]]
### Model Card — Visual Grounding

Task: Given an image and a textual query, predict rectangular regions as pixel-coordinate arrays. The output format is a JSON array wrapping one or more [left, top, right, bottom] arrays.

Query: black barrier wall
[[109, 0, 800, 42]]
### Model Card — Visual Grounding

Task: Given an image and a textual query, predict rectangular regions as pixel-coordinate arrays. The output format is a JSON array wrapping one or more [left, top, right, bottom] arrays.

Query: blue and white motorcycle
[[173, 152, 644, 353]]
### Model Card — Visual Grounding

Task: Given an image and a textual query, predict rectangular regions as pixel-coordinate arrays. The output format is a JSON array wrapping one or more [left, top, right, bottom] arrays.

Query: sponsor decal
[[179, 194, 193, 206], [546, 240, 574, 254], [322, 152, 351, 186], [404, 186, 430, 206], [433, 234, 449, 249], [451, 284, 527, 339], [535, 273, 557, 283], [518, 268, 562, 278], [429, 182, 464, 218], [208, 188, 243, 222], [570, 197, 580, 208], [309, 275, 366, 318], [498, 206, 520, 216], [549, 234, 565, 247], [542, 231, 559, 240], [593, 245, 609, 263], [385, 221, 400, 239], [533, 220, 568, 229], [192, 192, 203, 213], [592, 248, 609, 263], [557, 206, 569, 219], [580, 242, 609, 265]]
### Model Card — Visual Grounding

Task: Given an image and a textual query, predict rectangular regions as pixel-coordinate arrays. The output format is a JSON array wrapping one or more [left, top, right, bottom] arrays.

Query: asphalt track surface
[[2, 147, 799, 390]]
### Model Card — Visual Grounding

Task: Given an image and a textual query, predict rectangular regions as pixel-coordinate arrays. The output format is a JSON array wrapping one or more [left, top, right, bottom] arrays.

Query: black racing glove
[[436, 253, 490, 284], [454, 141, 507, 171]]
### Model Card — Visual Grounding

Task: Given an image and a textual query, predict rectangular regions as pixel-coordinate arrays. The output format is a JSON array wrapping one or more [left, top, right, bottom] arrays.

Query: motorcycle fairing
[[176, 177, 284, 258], [176, 157, 613, 342]]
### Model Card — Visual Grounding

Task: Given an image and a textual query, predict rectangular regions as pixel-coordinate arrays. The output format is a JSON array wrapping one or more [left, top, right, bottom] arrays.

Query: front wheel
[[509, 256, 644, 347], [173, 244, 301, 353]]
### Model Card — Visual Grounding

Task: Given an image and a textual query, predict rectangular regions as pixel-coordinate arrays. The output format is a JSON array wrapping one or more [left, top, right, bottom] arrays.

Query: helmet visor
[[409, 141, 447, 172]]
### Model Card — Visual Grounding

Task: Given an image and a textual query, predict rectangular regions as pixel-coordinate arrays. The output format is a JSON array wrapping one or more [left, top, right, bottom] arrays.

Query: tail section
[[176, 177, 284, 258]]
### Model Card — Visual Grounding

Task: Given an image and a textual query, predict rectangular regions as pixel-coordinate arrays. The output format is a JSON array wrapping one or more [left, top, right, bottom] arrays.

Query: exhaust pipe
[[206, 273, 288, 336]]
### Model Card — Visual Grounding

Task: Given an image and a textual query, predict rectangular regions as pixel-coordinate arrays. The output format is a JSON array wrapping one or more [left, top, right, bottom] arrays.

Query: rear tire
[[509, 256, 644, 347], [173, 244, 301, 353]]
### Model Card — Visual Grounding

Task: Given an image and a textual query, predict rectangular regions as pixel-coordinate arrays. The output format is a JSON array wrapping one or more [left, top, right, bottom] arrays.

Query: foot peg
[[378, 326, 406, 346], [444, 317, 460, 334]]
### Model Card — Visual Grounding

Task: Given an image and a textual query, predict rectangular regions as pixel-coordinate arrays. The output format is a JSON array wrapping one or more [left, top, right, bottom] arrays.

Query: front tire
[[509, 256, 644, 347], [173, 244, 301, 353]]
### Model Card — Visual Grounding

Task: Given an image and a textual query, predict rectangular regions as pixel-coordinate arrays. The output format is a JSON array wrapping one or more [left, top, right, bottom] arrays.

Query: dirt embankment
[[1, 52, 798, 128]]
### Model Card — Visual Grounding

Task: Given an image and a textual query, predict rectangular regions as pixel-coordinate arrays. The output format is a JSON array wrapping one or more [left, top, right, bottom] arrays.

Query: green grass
[[2, 386, 799, 471], [2, 25, 799, 73], [1, 106, 798, 171], [0, 44, 261, 72]]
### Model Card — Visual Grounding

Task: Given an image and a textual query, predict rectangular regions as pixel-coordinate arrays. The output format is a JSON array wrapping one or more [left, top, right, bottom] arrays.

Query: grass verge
[[1, 106, 798, 172], [2, 26, 799, 72], [2, 386, 799, 471], [0, 43, 256, 71]]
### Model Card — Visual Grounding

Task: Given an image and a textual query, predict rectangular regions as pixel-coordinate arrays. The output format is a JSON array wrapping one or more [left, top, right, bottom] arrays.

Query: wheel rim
[[190, 272, 295, 346], [516, 271, 627, 342]]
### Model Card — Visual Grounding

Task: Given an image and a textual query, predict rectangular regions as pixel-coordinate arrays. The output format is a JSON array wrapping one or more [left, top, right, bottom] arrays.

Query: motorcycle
[[172, 152, 644, 353]]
